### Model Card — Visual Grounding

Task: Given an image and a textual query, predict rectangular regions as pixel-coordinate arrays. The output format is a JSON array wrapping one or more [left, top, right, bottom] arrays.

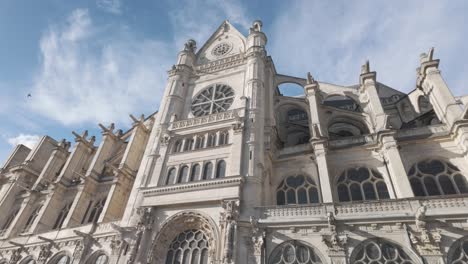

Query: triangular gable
[[196, 20, 247, 65]]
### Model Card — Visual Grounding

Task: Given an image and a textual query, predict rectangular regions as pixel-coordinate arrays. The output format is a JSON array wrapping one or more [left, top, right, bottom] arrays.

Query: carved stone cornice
[[194, 54, 246, 74], [170, 108, 244, 130]]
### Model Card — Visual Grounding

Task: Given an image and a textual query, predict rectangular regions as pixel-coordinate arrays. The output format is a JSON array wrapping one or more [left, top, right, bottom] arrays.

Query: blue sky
[[1, 0, 468, 163]]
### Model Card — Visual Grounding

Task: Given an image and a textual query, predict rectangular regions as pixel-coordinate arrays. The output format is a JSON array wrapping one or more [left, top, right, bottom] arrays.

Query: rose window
[[191, 84, 234, 117], [211, 42, 231, 57]]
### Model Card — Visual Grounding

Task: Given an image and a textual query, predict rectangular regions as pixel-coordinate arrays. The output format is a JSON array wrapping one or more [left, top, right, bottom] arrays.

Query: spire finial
[[361, 60, 370, 74]]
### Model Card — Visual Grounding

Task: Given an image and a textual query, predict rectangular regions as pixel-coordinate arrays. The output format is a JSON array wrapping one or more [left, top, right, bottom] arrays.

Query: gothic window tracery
[[448, 236, 468, 263], [173, 140, 182, 153], [20, 257, 34, 264], [350, 239, 416, 264], [269, 240, 324, 264], [23, 205, 43, 232], [165, 229, 209, 264], [53, 203, 71, 230], [408, 159, 468, 197], [276, 175, 320, 205], [191, 84, 234, 117], [218, 131, 229, 145], [50, 254, 70, 264], [84, 199, 106, 224], [215, 160, 226, 178], [184, 139, 194, 151], [337, 167, 390, 202], [86, 252, 108, 264], [207, 133, 216, 147], [195, 136, 205, 150]]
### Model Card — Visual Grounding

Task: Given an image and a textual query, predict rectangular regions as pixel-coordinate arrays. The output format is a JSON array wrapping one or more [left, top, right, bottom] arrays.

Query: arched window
[[53, 203, 71, 230], [269, 240, 324, 264], [173, 140, 182, 153], [19, 257, 34, 264], [350, 239, 417, 263], [87, 252, 108, 264], [194, 136, 205, 150], [166, 168, 177, 185], [202, 163, 213, 180], [215, 160, 226, 178], [218, 131, 229, 145], [323, 95, 362, 112], [408, 159, 468, 197], [23, 205, 43, 232], [190, 164, 200, 182], [336, 167, 390, 202], [447, 236, 468, 263], [86, 199, 105, 224], [184, 139, 194, 151], [207, 133, 216, 147], [276, 175, 320, 205], [0, 208, 19, 235], [165, 229, 209, 264], [177, 166, 189, 184]]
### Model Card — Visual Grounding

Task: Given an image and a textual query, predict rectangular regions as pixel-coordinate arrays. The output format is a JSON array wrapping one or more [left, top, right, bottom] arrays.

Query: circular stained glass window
[[211, 42, 232, 57], [191, 84, 234, 117]]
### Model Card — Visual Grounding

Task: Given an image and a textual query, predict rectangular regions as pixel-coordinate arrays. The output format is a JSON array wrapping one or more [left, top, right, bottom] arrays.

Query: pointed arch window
[[173, 140, 182, 153], [336, 167, 390, 202], [190, 164, 200, 182], [0, 208, 19, 235], [202, 163, 213, 180], [207, 133, 216, 147], [269, 240, 324, 264], [218, 131, 229, 145], [51, 255, 70, 264], [276, 175, 320, 205], [184, 138, 194, 151], [350, 239, 416, 263], [408, 159, 468, 197], [165, 229, 209, 264], [86, 199, 106, 224], [23, 205, 43, 232], [215, 160, 226, 178], [448, 236, 468, 263], [177, 166, 189, 184], [53, 203, 71, 230], [194, 136, 205, 150], [166, 168, 177, 185]]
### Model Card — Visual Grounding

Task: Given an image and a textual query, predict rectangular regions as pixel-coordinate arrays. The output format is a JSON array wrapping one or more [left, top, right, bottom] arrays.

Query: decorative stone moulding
[[257, 196, 468, 223], [195, 54, 245, 74], [170, 108, 244, 130]]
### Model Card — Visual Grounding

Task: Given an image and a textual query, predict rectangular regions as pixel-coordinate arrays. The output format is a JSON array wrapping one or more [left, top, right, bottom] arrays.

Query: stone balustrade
[[170, 108, 243, 130], [195, 54, 245, 74], [257, 196, 468, 224]]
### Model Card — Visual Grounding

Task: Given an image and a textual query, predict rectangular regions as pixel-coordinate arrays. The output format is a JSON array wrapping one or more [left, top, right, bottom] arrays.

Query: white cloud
[[269, 1, 468, 95], [31, 9, 172, 126], [97, 0, 122, 14], [168, 0, 251, 48], [7, 134, 41, 149]]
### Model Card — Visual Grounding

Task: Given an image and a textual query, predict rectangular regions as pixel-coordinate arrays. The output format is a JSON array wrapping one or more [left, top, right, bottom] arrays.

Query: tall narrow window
[[184, 138, 194, 151], [173, 140, 182, 153], [218, 131, 229, 145], [190, 164, 200, 182], [166, 168, 177, 185], [202, 163, 213, 180], [336, 167, 390, 202], [408, 159, 468, 197], [207, 133, 216, 147], [276, 175, 320, 205], [53, 203, 71, 230], [0, 208, 19, 236], [86, 199, 105, 224], [177, 166, 189, 184], [23, 205, 43, 233], [195, 136, 205, 150], [215, 160, 226, 178]]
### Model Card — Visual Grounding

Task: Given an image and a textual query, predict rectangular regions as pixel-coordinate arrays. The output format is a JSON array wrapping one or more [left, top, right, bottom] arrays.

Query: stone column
[[304, 76, 334, 203], [379, 132, 414, 198]]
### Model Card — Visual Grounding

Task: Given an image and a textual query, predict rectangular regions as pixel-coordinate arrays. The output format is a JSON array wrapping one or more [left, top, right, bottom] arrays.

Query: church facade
[[1, 20, 468, 264]]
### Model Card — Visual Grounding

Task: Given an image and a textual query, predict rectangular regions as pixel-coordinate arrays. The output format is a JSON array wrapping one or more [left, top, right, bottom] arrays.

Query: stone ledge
[[170, 108, 244, 130]]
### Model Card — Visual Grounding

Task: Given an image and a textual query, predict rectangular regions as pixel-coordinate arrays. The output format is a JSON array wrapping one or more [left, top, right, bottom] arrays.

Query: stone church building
[[1, 20, 468, 264]]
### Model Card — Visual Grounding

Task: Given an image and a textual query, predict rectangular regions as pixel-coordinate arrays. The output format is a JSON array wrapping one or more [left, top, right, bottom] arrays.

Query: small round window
[[211, 42, 232, 57], [191, 84, 234, 116]]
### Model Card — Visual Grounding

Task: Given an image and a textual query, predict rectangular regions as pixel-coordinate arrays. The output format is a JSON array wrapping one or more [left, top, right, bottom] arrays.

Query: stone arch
[[349, 238, 422, 264], [447, 235, 468, 263], [327, 116, 369, 139], [47, 251, 71, 264], [83, 250, 109, 264], [149, 211, 220, 264], [275, 74, 306, 87], [323, 94, 362, 112], [274, 102, 310, 147], [19, 256, 35, 264], [268, 240, 326, 264]]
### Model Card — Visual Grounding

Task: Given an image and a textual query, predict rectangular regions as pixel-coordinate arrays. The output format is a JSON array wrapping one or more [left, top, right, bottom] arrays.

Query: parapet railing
[[170, 108, 244, 130]]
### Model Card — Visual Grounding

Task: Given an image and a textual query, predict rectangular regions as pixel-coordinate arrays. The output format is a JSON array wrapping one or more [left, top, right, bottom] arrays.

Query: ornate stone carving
[[110, 236, 124, 256], [184, 39, 197, 53], [8, 249, 21, 264], [38, 244, 52, 263], [321, 232, 348, 253], [127, 207, 154, 264], [220, 200, 239, 264], [73, 240, 84, 260]]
